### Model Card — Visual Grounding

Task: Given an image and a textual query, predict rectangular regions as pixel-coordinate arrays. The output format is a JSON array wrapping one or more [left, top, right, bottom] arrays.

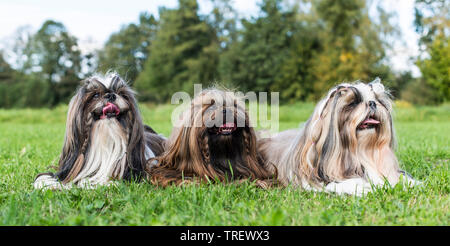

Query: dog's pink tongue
[[221, 122, 236, 128], [359, 117, 380, 129], [218, 122, 236, 134], [100, 102, 120, 119], [362, 118, 380, 125]]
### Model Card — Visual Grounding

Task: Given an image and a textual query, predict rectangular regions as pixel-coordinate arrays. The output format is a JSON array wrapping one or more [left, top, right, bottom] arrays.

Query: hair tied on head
[[371, 77, 381, 84], [369, 77, 384, 94]]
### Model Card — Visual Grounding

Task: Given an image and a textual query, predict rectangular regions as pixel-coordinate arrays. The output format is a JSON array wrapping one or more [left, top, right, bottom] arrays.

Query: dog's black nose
[[104, 93, 116, 102], [368, 101, 376, 110]]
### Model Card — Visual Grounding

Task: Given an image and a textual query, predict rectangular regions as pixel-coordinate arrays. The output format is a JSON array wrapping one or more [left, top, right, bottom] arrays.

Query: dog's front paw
[[399, 173, 422, 187], [324, 178, 373, 196], [33, 173, 67, 190]]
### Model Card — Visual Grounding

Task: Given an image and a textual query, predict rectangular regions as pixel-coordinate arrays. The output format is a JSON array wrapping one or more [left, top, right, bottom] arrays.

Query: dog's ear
[[314, 85, 347, 118], [104, 75, 148, 181], [313, 88, 344, 182], [55, 83, 87, 182], [122, 88, 147, 181], [369, 78, 391, 105], [292, 85, 357, 183], [369, 78, 395, 148], [368, 77, 385, 94]]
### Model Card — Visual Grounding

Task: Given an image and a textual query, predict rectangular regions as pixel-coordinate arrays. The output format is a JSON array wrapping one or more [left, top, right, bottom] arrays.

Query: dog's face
[[188, 90, 252, 170], [204, 105, 239, 136], [150, 89, 271, 186], [81, 76, 132, 122], [200, 92, 252, 173], [318, 79, 394, 147], [55, 73, 148, 183], [200, 93, 248, 144], [287, 79, 399, 184]]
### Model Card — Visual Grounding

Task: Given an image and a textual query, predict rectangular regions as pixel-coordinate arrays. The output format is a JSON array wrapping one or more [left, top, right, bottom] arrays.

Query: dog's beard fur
[[148, 89, 273, 187], [259, 79, 417, 195], [34, 73, 165, 189], [72, 119, 128, 186]]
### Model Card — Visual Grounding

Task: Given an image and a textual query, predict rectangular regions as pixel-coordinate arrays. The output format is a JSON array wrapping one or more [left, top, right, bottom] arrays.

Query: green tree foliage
[[417, 33, 449, 102], [307, 0, 397, 100], [219, 0, 297, 93], [414, 0, 449, 102], [135, 0, 219, 102], [98, 13, 158, 84], [0, 51, 53, 108], [389, 71, 414, 99], [269, 1, 321, 102], [0, 52, 14, 78], [208, 0, 238, 50], [220, 0, 398, 102], [23, 20, 82, 105], [414, 0, 449, 47], [0, 52, 17, 108], [0, 21, 83, 108], [0, 0, 446, 107]]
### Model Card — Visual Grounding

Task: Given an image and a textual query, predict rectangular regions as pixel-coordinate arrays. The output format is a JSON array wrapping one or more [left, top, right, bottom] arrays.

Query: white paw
[[324, 178, 374, 196], [33, 174, 69, 190], [399, 173, 422, 187]]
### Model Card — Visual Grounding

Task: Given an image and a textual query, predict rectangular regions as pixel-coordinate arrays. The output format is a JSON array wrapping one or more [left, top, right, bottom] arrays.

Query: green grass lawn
[[0, 103, 449, 225]]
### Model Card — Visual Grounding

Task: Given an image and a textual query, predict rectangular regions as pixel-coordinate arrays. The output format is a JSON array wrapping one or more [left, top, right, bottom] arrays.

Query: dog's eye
[[93, 93, 100, 99], [119, 92, 128, 100], [348, 101, 359, 107]]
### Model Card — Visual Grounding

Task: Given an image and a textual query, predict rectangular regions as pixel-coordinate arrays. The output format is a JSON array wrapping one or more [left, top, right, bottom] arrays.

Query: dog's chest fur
[[73, 119, 128, 186], [207, 131, 247, 178]]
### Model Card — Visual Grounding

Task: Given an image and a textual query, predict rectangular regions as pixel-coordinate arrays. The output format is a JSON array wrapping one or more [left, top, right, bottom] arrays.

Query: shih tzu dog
[[258, 78, 419, 195], [33, 73, 165, 189], [148, 88, 274, 187]]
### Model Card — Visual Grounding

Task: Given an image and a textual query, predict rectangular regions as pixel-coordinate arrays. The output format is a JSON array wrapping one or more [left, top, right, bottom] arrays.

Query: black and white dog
[[34, 73, 165, 189]]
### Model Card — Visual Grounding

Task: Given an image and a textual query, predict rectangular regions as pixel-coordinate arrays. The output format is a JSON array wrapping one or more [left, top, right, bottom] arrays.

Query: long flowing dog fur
[[34, 73, 165, 189], [258, 78, 419, 195], [148, 88, 275, 187]]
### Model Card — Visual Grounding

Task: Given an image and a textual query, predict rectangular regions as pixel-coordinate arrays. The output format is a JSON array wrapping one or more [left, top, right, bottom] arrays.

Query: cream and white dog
[[259, 79, 420, 195]]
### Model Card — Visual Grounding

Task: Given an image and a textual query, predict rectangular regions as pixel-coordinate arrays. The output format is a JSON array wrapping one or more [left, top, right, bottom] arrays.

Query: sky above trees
[[0, 0, 421, 76]]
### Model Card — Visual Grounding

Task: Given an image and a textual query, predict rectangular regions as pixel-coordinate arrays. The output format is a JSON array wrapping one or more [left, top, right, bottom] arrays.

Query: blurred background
[[0, 0, 448, 107]]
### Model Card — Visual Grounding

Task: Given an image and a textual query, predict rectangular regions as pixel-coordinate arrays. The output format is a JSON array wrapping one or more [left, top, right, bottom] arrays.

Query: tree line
[[0, 0, 448, 108]]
